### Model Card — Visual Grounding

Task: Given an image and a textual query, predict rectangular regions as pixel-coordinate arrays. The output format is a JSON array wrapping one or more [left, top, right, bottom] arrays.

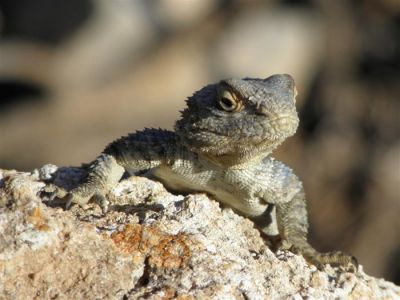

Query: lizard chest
[[149, 161, 268, 217], [148, 156, 217, 194], [149, 165, 212, 193]]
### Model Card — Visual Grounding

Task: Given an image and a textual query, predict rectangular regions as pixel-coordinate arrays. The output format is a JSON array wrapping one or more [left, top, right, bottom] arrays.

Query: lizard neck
[[179, 134, 285, 169]]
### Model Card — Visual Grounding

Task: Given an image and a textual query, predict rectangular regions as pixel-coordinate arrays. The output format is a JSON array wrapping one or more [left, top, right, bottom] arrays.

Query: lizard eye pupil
[[218, 93, 239, 112], [221, 97, 235, 110]]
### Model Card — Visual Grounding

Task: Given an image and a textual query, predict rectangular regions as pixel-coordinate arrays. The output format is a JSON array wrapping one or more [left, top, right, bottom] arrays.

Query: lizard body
[[57, 74, 356, 269]]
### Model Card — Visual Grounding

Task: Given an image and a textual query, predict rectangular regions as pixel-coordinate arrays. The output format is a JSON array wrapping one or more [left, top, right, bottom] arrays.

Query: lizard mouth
[[268, 113, 299, 127], [259, 114, 299, 141]]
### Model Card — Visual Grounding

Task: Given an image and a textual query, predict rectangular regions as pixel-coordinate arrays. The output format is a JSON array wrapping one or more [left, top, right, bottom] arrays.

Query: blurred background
[[0, 0, 399, 284]]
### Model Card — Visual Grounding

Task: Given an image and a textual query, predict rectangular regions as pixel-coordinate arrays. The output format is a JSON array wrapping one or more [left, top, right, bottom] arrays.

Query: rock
[[0, 166, 399, 299]]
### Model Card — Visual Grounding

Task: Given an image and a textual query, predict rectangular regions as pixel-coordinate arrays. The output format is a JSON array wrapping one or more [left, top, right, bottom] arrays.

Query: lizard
[[49, 74, 357, 269]]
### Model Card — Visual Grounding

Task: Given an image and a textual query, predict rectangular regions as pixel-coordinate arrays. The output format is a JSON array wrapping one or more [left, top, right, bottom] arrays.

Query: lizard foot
[[41, 184, 68, 207], [65, 191, 110, 213], [64, 192, 91, 209], [294, 248, 358, 272]]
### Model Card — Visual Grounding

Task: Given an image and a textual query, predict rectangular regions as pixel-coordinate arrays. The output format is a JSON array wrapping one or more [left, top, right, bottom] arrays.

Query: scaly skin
[[56, 74, 357, 269]]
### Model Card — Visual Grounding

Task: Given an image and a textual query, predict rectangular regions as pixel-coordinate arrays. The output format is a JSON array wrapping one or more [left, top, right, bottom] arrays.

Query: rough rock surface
[[0, 165, 399, 299]]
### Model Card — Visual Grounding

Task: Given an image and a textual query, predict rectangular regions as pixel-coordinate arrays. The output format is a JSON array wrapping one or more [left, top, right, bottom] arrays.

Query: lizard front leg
[[274, 190, 358, 270], [64, 154, 125, 209], [58, 129, 180, 210]]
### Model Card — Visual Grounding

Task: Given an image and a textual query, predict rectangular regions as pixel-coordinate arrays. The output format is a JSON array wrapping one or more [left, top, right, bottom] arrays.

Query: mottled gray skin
[[58, 74, 357, 269]]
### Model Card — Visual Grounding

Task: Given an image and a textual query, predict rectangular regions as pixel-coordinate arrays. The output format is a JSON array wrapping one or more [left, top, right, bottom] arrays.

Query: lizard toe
[[93, 193, 110, 213], [65, 192, 91, 209]]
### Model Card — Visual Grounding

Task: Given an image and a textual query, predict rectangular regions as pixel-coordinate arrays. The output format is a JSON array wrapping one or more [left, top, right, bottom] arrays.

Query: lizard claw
[[65, 193, 74, 210], [93, 193, 110, 213], [343, 255, 359, 273]]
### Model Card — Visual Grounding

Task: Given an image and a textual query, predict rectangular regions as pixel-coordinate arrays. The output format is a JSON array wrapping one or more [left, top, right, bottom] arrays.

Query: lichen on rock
[[0, 165, 399, 299]]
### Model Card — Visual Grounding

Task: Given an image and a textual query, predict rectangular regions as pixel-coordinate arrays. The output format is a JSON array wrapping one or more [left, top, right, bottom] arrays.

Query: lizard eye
[[217, 88, 241, 112]]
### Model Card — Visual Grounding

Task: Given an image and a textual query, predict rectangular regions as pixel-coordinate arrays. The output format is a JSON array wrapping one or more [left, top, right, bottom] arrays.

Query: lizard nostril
[[257, 106, 272, 117], [256, 102, 272, 117]]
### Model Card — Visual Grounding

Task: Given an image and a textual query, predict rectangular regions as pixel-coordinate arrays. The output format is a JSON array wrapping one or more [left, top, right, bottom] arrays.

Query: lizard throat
[[197, 139, 283, 168]]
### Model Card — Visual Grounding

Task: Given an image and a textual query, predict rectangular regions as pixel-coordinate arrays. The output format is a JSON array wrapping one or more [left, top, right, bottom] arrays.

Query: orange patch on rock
[[111, 224, 191, 270], [25, 207, 51, 232]]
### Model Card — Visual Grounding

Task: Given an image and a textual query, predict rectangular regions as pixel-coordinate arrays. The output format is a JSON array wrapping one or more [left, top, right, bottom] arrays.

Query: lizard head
[[175, 74, 299, 166]]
